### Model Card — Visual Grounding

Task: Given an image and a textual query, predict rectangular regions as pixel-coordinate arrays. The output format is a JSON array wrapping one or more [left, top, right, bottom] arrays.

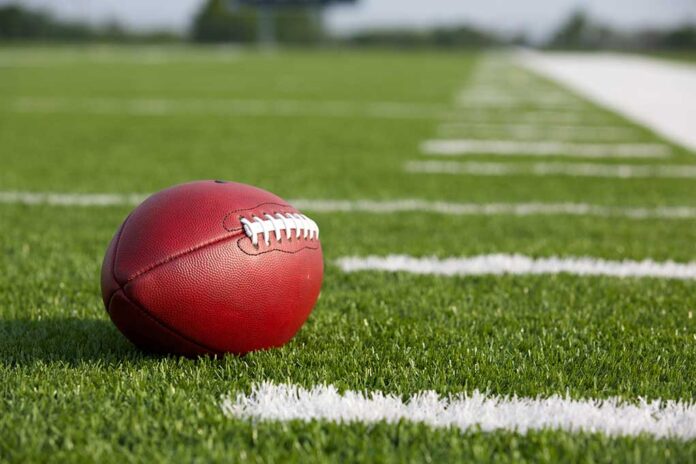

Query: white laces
[[240, 213, 319, 246]]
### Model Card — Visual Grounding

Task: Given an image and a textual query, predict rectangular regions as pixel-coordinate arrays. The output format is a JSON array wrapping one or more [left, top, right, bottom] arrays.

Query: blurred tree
[[190, 0, 256, 42], [190, 0, 323, 44], [0, 4, 92, 40], [546, 10, 625, 50], [349, 25, 500, 49], [547, 10, 589, 49], [660, 26, 696, 49], [0, 4, 178, 42]]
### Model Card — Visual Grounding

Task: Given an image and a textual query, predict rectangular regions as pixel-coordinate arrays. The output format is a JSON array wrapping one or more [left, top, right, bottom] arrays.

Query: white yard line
[[0, 191, 147, 206], [0, 45, 245, 68], [9, 97, 612, 123], [222, 382, 696, 440], [405, 160, 696, 179], [336, 254, 696, 280], [520, 52, 696, 152], [9, 97, 452, 121], [4, 192, 696, 219], [448, 109, 620, 125], [291, 199, 696, 220], [436, 123, 640, 141], [456, 95, 585, 110], [421, 140, 671, 159]]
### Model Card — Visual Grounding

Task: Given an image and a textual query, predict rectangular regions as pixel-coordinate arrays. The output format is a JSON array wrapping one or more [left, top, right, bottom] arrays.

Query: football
[[100, 180, 323, 356]]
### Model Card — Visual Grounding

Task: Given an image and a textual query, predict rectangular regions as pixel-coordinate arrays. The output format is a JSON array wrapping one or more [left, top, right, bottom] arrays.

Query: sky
[[11, 0, 696, 40]]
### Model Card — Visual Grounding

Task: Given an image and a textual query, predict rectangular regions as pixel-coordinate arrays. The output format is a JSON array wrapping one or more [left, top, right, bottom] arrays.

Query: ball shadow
[[0, 317, 143, 366]]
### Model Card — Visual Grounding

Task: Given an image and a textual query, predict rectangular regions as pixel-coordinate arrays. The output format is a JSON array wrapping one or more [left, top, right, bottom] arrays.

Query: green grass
[[645, 50, 696, 64], [1, 46, 695, 463]]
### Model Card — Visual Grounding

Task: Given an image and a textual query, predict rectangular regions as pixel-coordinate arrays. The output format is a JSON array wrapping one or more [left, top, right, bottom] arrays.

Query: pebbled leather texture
[[100, 180, 324, 356]]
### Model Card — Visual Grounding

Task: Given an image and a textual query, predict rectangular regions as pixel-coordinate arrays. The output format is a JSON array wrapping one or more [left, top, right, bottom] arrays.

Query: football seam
[[109, 288, 221, 356], [122, 202, 306, 284], [124, 230, 245, 284], [105, 213, 131, 305]]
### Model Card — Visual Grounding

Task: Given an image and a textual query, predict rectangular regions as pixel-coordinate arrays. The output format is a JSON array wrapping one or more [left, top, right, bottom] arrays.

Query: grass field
[[1, 46, 696, 462]]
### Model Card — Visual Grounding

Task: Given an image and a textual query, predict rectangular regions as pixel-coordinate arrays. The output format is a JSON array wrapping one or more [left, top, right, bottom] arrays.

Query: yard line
[[405, 160, 696, 179], [520, 52, 696, 152], [291, 199, 696, 220], [436, 123, 640, 141], [336, 254, 696, 280], [456, 93, 586, 110], [448, 110, 620, 125], [0, 191, 147, 206], [3, 192, 696, 219], [421, 140, 671, 159], [10, 96, 453, 121], [222, 382, 696, 440], [0, 48, 243, 67], [9, 97, 611, 123]]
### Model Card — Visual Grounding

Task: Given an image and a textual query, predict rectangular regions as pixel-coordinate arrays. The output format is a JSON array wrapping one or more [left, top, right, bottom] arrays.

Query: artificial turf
[[1, 46, 695, 463]]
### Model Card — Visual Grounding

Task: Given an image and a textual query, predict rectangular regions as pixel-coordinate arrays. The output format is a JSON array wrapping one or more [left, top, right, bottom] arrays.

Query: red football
[[100, 180, 323, 357]]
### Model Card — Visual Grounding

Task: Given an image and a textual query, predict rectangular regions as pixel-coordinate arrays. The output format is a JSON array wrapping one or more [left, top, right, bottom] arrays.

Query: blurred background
[[1, 0, 695, 51]]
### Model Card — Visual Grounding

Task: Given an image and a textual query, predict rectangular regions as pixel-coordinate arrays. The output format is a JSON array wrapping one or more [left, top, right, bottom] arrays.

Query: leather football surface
[[101, 180, 324, 356]]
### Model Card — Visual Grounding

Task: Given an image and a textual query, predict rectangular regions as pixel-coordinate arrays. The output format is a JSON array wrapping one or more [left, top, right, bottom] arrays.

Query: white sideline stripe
[[336, 254, 696, 280], [405, 160, 696, 179], [4, 192, 696, 220], [221, 382, 696, 440], [520, 52, 696, 152], [421, 140, 671, 159], [291, 199, 696, 220], [10, 97, 453, 121]]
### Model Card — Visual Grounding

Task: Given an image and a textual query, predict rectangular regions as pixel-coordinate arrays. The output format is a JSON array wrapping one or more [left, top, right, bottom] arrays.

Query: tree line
[[0, 2, 694, 50]]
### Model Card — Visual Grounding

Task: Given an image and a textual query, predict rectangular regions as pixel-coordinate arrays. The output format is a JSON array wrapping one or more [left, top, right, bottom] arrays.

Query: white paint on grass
[[336, 254, 696, 280], [521, 52, 696, 152], [10, 97, 452, 121], [0, 191, 147, 207], [473, 110, 614, 125], [421, 139, 671, 159], [405, 160, 696, 179], [436, 123, 640, 141], [456, 93, 585, 110], [222, 382, 696, 440], [0, 47, 243, 67], [3, 192, 696, 220], [291, 199, 696, 220]]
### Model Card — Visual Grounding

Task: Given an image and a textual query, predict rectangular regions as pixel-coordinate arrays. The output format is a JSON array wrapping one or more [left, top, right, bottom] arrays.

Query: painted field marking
[[222, 382, 696, 440], [9, 96, 453, 121], [405, 160, 696, 179], [456, 93, 587, 110], [421, 140, 671, 159], [0, 48, 243, 66], [4, 192, 696, 220], [336, 254, 696, 280], [520, 52, 696, 152], [290, 199, 696, 220], [436, 123, 640, 141], [447, 109, 621, 125], [0, 191, 147, 207], [9, 97, 615, 124]]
